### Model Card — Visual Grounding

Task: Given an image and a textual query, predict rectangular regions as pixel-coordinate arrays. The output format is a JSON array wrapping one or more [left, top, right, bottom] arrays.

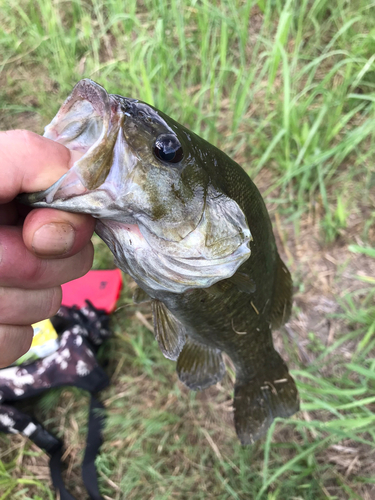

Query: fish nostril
[[116, 97, 139, 116]]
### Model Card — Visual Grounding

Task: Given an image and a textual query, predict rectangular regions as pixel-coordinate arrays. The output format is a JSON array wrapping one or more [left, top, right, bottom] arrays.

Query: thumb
[[0, 129, 82, 203]]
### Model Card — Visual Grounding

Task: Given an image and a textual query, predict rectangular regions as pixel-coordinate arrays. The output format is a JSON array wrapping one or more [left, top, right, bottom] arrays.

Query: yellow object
[[13, 319, 59, 365], [31, 319, 58, 347]]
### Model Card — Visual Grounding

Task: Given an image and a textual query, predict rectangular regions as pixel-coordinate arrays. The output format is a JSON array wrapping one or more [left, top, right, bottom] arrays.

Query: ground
[[0, 1, 374, 499]]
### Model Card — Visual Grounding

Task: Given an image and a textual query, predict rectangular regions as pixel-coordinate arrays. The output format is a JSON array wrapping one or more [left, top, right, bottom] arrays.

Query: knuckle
[[46, 286, 62, 318], [22, 257, 44, 284], [0, 325, 33, 368], [0, 287, 62, 326], [17, 129, 39, 151], [0, 288, 7, 320], [22, 327, 33, 353], [76, 243, 94, 279], [23, 287, 61, 323]]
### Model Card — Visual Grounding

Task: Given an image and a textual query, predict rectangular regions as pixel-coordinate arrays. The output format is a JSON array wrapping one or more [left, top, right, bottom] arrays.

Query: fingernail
[[32, 222, 75, 256]]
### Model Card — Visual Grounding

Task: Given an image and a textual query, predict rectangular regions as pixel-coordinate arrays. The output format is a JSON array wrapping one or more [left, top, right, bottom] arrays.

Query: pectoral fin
[[151, 300, 186, 361], [202, 281, 227, 297], [177, 337, 226, 390], [228, 272, 256, 294], [133, 287, 151, 304]]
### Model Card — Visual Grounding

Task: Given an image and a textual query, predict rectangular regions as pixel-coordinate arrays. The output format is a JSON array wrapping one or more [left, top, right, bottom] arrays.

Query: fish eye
[[153, 134, 183, 164]]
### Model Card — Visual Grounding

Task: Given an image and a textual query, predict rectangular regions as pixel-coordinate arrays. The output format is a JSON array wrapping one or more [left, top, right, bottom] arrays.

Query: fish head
[[21, 79, 251, 294], [38, 79, 207, 240]]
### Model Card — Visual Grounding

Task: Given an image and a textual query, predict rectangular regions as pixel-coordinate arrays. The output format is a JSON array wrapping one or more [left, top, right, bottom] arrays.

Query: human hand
[[0, 130, 95, 368]]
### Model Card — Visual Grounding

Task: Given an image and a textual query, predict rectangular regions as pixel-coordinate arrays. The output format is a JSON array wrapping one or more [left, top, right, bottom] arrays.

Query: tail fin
[[233, 351, 299, 445]]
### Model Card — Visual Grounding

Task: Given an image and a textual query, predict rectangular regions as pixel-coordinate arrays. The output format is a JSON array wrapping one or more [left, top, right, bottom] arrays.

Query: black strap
[[0, 301, 111, 500], [0, 405, 76, 500], [49, 446, 77, 500], [30, 395, 105, 500], [82, 396, 106, 500]]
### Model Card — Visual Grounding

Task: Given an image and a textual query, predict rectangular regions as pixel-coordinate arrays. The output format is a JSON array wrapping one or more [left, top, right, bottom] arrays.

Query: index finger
[[0, 129, 80, 203]]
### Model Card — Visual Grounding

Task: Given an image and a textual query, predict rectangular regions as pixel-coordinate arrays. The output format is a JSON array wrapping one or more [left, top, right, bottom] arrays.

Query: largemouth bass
[[20, 79, 299, 444]]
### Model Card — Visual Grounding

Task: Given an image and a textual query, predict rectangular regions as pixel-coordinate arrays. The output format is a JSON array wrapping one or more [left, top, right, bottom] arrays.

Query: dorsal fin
[[270, 254, 293, 329], [177, 337, 226, 390], [151, 300, 186, 361]]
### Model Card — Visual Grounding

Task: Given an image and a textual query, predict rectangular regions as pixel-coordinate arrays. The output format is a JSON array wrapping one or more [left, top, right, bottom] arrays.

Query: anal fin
[[152, 300, 186, 361], [177, 337, 226, 390]]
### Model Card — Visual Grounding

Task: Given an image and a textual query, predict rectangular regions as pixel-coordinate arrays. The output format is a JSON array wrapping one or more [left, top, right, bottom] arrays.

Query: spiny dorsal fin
[[270, 254, 293, 329], [177, 337, 226, 390], [133, 287, 151, 304], [152, 300, 186, 361]]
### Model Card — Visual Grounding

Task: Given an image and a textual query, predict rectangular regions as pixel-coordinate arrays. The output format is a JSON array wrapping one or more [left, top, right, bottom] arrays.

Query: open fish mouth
[[44, 78, 112, 154], [20, 79, 252, 294], [33, 80, 125, 204]]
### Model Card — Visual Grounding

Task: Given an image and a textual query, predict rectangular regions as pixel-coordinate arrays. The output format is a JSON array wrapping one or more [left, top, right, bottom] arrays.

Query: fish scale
[[19, 79, 299, 444]]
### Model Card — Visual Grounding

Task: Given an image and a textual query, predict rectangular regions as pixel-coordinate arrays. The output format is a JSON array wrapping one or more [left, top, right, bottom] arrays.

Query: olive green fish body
[[20, 79, 299, 444], [152, 144, 298, 443]]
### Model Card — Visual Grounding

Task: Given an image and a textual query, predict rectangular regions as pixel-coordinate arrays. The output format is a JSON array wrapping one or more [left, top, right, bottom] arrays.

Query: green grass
[[1, 0, 375, 499]]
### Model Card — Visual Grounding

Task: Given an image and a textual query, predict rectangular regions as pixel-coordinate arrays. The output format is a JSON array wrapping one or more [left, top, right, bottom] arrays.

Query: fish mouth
[[39, 79, 125, 202], [44, 79, 111, 153]]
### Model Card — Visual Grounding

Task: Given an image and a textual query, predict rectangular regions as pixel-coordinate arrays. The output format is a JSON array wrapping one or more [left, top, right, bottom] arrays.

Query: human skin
[[0, 130, 95, 368]]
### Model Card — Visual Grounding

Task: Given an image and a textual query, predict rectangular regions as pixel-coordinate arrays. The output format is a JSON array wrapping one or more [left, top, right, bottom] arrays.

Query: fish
[[20, 79, 299, 444]]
